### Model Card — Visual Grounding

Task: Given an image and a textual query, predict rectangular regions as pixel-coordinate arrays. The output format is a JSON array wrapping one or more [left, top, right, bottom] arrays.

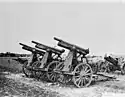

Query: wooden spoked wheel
[[22, 61, 33, 78], [73, 63, 93, 88], [57, 62, 71, 84], [32, 61, 46, 79], [46, 61, 60, 82]]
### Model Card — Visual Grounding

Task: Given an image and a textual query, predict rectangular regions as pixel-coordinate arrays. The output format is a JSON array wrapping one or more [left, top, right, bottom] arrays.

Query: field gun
[[19, 43, 45, 78], [46, 37, 93, 88], [30, 41, 65, 80], [100, 55, 125, 74]]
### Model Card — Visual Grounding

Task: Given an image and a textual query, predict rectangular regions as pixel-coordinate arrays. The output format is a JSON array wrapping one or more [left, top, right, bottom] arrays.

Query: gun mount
[[54, 37, 89, 55], [31, 41, 65, 55]]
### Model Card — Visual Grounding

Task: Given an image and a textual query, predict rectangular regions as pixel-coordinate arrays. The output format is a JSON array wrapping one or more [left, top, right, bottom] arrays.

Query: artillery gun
[[46, 37, 93, 88], [100, 55, 125, 74], [31, 41, 65, 80], [19, 43, 45, 77]]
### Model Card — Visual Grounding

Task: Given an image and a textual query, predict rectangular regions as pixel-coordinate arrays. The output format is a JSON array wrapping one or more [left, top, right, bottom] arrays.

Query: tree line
[[0, 52, 31, 57]]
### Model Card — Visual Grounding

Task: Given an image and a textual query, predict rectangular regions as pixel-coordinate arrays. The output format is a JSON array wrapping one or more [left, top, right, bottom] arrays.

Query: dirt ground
[[1, 68, 125, 97]]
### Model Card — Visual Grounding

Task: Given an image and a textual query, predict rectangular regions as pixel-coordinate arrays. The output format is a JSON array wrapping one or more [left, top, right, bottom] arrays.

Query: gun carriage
[[31, 41, 65, 80], [46, 37, 94, 88], [100, 55, 125, 74], [19, 43, 45, 77]]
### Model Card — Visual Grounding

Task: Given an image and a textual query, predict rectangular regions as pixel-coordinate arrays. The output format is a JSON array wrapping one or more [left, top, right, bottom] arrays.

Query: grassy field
[[0, 68, 61, 97], [1, 57, 125, 97], [0, 57, 24, 72]]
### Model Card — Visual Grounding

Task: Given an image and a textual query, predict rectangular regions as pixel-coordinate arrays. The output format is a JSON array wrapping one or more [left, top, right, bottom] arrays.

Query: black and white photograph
[[0, 0, 125, 97]]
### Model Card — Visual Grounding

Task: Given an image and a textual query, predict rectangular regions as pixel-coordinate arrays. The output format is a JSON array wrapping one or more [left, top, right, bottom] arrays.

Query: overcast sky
[[0, 2, 125, 56]]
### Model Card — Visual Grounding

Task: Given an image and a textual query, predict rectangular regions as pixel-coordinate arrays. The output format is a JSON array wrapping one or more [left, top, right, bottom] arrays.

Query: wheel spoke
[[75, 77, 81, 82], [75, 75, 81, 78], [85, 69, 91, 73], [50, 74, 54, 80], [50, 73, 54, 78], [84, 73, 92, 76], [83, 77, 86, 85], [80, 78, 83, 86], [51, 74, 54, 80], [53, 75, 56, 81], [76, 78, 81, 86], [84, 66, 88, 72], [51, 74, 56, 81]]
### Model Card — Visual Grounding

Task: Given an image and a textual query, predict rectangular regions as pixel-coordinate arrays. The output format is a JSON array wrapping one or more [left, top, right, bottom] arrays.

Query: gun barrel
[[35, 44, 46, 51], [54, 37, 89, 55], [35, 44, 64, 55], [31, 41, 41, 45], [32, 40, 65, 54], [22, 47, 45, 56], [104, 56, 118, 65], [32, 41, 50, 50], [35, 49, 45, 55], [54, 37, 62, 42], [19, 42, 45, 55], [20, 43, 33, 50], [19, 43, 28, 47]]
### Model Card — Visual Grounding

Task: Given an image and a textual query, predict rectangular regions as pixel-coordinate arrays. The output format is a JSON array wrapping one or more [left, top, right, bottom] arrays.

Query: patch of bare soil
[[0, 70, 62, 97], [1, 68, 125, 97]]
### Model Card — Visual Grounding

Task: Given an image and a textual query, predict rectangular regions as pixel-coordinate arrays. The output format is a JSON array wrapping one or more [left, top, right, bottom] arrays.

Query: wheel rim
[[73, 63, 92, 88], [22, 61, 33, 77], [32, 61, 44, 79], [46, 61, 60, 82]]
